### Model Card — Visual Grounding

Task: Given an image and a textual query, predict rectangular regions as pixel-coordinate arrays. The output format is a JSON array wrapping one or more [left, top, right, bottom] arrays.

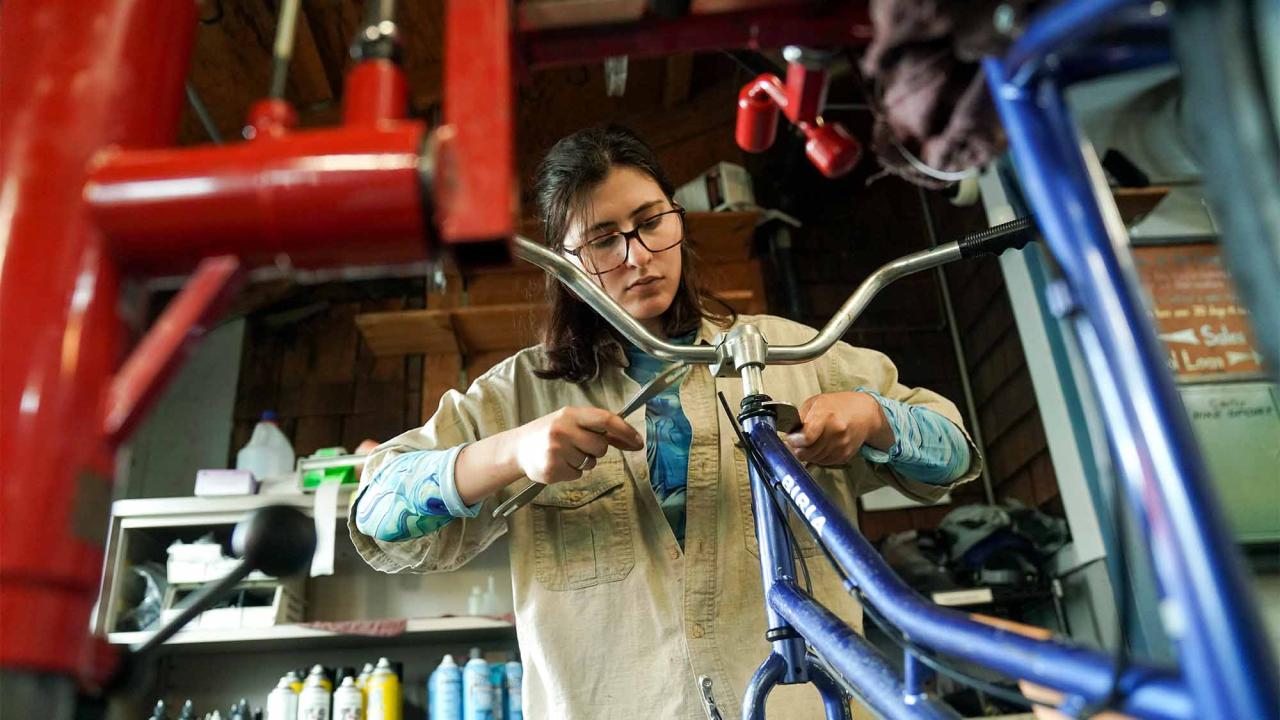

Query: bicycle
[[508, 2, 1280, 718]]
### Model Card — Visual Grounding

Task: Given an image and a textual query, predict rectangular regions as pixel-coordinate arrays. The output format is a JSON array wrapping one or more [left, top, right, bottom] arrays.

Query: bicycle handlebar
[[513, 237, 720, 364], [513, 217, 1037, 367]]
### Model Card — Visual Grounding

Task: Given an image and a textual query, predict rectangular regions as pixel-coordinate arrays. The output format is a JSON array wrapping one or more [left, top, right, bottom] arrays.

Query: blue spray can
[[488, 663, 506, 720], [462, 648, 492, 720], [503, 654, 522, 720], [428, 654, 462, 720]]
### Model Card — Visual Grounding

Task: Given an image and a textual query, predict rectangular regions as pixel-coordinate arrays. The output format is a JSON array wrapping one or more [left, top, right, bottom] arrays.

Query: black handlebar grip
[[957, 217, 1039, 258]]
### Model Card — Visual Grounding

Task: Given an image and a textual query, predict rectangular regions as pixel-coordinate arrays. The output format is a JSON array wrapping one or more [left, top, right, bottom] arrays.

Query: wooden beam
[[1112, 186, 1170, 227], [453, 304, 548, 353], [355, 303, 545, 356], [466, 269, 545, 305], [358, 290, 761, 358], [356, 309, 459, 355]]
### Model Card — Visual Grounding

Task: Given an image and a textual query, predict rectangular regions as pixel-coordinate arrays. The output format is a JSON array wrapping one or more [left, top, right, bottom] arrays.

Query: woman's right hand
[[514, 407, 644, 485]]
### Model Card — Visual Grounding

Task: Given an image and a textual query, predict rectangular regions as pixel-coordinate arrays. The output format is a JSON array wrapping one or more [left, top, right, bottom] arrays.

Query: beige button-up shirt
[[349, 314, 980, 719]]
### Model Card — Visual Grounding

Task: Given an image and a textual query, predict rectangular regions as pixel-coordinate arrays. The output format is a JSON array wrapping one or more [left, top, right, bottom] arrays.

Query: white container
[[236, 411, 296, 482], [267, 675, 299, 720], [674, 162, 756, 212], [333, 676, 363, 720], [299, 665, 331, 720], [194, 468, 258, 497]]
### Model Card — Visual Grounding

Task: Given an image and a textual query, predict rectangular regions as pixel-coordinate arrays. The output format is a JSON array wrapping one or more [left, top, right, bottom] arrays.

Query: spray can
[[462, 648, 492, 720], [298, 665, 332, 720], [267, 673, 299, 720], [288, 671, 305, 695], [355, 663, 373, 716], [428, 654, 462, 720], [365, 657, 401, 720], [488, 662, 505, 720], [504, 654, 522, 720], [333, 676, 363, 720]]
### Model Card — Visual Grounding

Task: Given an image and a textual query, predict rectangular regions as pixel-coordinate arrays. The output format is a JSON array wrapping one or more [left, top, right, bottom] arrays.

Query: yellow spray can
[[365, 657, 401, 720]]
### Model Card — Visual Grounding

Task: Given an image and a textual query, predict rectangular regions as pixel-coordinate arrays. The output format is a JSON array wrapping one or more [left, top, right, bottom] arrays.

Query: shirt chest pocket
[[531, 457, 636, 591]]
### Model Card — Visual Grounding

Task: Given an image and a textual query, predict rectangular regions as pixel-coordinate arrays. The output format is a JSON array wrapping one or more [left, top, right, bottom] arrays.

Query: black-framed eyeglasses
[[564, 207, 686, 275]]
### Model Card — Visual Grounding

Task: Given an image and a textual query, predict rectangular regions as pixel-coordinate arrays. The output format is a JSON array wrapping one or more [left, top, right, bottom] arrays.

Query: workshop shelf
[[107, 616, 515, 655]]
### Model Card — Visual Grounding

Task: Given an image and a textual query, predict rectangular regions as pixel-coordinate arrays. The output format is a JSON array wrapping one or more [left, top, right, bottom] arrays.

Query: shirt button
[[691, 623, 705, 638], [668, 547, 680, 561]]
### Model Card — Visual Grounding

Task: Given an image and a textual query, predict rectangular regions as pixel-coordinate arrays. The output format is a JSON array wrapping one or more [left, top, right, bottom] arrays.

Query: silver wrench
[[492, 362, 690, 519]]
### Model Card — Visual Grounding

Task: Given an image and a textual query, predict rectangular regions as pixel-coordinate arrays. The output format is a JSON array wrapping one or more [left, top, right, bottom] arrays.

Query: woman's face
[[564, 165, 684, 333]]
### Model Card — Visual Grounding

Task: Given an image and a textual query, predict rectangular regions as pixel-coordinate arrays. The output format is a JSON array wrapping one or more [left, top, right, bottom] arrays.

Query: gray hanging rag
[[859, 0, 1043, 187]]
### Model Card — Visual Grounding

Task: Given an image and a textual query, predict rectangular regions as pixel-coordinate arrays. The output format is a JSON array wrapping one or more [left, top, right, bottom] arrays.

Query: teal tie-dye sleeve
[[354, 444, 482, 542], [855, 388, 972, 485]]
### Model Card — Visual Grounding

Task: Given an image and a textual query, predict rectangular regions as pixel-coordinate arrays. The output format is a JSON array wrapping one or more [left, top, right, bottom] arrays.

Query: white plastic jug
[[235, 411, 295, 481]]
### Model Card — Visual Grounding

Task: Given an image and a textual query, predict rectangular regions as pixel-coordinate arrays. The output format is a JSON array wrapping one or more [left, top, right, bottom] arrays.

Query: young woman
[[350, 126, 980, 719]]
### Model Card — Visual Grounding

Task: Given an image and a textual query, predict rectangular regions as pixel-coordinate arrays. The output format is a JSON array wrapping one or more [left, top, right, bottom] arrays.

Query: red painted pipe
[[784, 61, 829, 125], [439, 0, 515, 253], [84, 123, 432, 275], [0, 0, 195, 685], [104, 256, 245, 443], [244, 98, 299, 140], [344, 60, 410, 126]]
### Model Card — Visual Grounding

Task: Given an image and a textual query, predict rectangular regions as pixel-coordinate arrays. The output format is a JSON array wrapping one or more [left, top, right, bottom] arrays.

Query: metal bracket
[[764, 401, 801, 434], [710, 324, 769, 378]]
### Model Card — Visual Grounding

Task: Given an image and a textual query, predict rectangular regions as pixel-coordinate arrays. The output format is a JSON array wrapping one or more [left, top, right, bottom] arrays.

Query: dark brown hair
[[532, 125, 734, 382]]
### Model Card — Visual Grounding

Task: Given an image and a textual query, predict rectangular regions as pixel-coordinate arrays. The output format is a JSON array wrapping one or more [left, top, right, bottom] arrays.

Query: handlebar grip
[[957, 217, 1039, 258]]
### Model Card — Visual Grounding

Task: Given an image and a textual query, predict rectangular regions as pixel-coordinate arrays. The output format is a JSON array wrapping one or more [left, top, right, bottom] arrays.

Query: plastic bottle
[[235, 411, 296, 481], [480, 576, 499, 616], [333, 676, 363, 720], [148, 699, 170, 720], [466, 585, 483, 616], [428, 654, 462, 720], [503, 654, 522, 720], [298, 664, 332, 720], [267, 673, 299, 720], [462, 648, 492, 720]]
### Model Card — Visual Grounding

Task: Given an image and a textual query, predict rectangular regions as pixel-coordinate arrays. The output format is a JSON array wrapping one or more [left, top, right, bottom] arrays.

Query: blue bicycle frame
[[512, 1, 1280, 717], [731, 1, 1280, 719]]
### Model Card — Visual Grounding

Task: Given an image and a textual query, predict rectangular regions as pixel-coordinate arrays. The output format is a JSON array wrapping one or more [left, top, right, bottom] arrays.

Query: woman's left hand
[[784, 392, 895, 466]]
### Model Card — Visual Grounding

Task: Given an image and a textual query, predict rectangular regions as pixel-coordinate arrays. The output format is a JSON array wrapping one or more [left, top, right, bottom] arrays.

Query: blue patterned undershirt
[[623, 333, 696, 545]]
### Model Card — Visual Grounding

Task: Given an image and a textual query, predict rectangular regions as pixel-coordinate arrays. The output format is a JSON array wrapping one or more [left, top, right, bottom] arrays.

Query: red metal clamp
[[735, 47, 861, 178]]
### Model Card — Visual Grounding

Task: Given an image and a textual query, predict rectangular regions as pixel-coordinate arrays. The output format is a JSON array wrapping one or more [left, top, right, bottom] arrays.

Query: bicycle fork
[[736, 399, 850, 720]]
